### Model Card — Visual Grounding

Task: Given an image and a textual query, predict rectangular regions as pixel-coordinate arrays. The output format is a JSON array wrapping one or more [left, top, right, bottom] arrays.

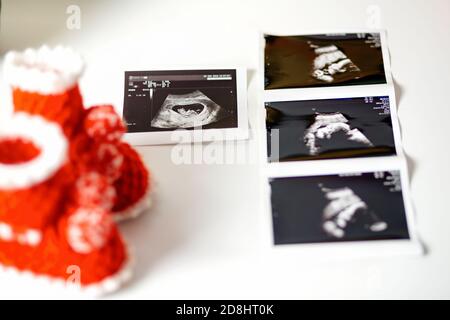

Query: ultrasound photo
[[266, 96, 396, 161], [264, 33, 386, 89], [270, 171, 410, 245], [150, 89, 228, 129], [123, 70, 238, 133]]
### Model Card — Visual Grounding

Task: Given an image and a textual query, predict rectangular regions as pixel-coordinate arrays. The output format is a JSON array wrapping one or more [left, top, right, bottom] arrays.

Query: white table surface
[[0, 0, 449, 299]]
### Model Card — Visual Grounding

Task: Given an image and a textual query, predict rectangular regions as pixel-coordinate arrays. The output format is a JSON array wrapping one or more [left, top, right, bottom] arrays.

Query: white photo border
[[122, 67, 249, 146], [263, 89, 404, 170], [258, 161, 423, 259], [262, 29, 393, 101], [256, 29, 423, 258]]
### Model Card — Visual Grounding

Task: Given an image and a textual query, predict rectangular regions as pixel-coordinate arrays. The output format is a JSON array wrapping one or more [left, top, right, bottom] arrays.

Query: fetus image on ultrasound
[[320, 185, 388, 239], [310, 44, 360, 83], [151, 90, 222, 129], [270, 171, 410, 245], [264, 33, 386, 89], [304, 112, 373, 156]]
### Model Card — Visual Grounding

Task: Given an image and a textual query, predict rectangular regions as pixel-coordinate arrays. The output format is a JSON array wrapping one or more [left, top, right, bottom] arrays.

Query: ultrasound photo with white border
[[122, 68, 248, 145], [124, 69, 239, 132], [266, 96, 396, 162], [264, 33, 387, 90], [270, 171, 410, 245]]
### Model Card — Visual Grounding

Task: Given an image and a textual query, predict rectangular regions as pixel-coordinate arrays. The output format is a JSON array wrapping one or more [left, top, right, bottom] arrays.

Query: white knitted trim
[[3, 46, 84, 95], [114, 184, 152, 222], [0, 113, 68, 189], [0, 246, 134, 298]]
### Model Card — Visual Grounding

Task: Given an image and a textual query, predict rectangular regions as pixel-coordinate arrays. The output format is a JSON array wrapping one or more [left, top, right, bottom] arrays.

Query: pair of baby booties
[[0, 46, 151, 295]]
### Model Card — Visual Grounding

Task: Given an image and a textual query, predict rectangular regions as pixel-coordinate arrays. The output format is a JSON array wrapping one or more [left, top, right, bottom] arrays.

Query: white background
[[0, 0, 449, 299]]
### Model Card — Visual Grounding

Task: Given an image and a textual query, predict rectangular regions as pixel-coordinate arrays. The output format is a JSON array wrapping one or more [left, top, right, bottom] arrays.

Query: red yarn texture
[[0, 85, 150, 286], [113, 143, 150, 213], [13, 87, 85, 139], [12, 86, 150, 217], [0, 138, 40, 164]]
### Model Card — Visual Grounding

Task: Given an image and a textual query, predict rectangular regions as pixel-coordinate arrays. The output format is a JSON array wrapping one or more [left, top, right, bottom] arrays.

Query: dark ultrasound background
[[150, 87, 236, 130], [270, 171, 410, 245], [266, 96, 396, 162], [265, 33, 386, 89], [124, 69, 238, 132]]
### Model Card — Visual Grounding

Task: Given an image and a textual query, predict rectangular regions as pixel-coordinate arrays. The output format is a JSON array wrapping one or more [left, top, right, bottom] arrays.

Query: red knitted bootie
[[0, 113, 130, 295], [4, 46, 151, 221], [82, 105, 152, 220]]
